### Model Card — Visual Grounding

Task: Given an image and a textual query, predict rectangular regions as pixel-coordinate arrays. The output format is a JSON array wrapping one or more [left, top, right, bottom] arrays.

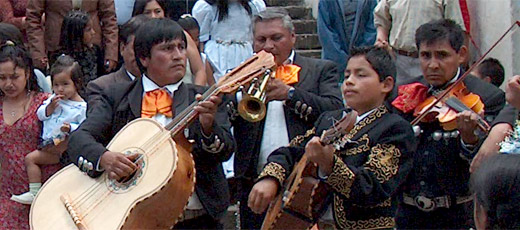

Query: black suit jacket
[[68, 78, 235, 219], [258, 106, 416, 229], [86, 66, 133, 111], [231, 53, 344, 180], [395, 74, 505, 197]]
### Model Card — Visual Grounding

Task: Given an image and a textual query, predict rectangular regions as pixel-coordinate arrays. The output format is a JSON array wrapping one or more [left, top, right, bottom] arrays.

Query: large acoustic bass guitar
[[30, 51, 275, 230], [262, 110, 358, 230]]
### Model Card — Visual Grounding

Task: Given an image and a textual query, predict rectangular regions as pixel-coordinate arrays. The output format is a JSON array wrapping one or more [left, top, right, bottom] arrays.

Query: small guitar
[[262, 110, 358, 230]]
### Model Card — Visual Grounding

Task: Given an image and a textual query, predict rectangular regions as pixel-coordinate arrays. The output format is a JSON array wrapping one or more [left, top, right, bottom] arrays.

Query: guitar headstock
[[217, 51, 276, 94], [320, 110, 358, 145]]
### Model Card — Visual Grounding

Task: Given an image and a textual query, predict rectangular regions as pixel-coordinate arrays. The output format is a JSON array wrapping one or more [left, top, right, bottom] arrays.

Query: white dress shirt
[[142, 75, 204, 210]]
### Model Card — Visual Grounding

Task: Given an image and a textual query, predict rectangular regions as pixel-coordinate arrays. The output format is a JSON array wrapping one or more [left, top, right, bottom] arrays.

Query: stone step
[[265, 0, 303, 7], [293, 19, 317, 34], [267, 6, 312, 19], [296, 49, 322, 59], [295, 34, 321, 50]]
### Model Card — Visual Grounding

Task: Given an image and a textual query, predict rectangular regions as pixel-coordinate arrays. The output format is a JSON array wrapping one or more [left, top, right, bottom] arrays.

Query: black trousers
[[395, 201, 474, 229], [173, 214, 223, 230], [238, 178, 266, 230]]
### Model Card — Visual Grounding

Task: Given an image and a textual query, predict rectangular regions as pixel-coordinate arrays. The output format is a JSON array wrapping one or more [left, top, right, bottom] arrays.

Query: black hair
[[50, 55, 83, 92], [0, 42, 40, 96], [415, 19, 465, 52], [471, 154, 520, 229], [477, 58, 505, 87], [120, 15, 151, 45], [59, 10, 90, 54], [205, 0, 251, 22], [0, 23, 24, 48], [134, 18, 187, 73], [177, 15, 200, 32], [132, 0, 168, 18], [349, 46, 396, 82], [348, 46, 396, 99]]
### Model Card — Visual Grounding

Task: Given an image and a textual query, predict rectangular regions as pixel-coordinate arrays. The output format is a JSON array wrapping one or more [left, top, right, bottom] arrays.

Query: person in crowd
[[471, 154, 520, 229], [67, 18, 235, 229], [114, 0, 137, 25], [249, 46, 416, 229], [390, 19, 505, 229], [0, 23, 52, 93], [317, 0, 377, 76], [227, 9, 343, 229], [132, 0, 208, 85], [374, 0, 467, 84], [10, 55, 86, 205], [55, 10, 103, 96], [192, 0, 266, 81], [470, 57, 505, 88], [0, 0, 28, 31], [177, 14, 215, 85], [0, 41, 60, 229], [86, 15, 150, 108], [165, 0, 198, 20], [471, 76, 520, 168], [26, 0, 118, 74]]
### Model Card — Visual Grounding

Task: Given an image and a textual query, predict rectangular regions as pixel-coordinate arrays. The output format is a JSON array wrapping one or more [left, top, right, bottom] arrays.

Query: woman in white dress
[[192, 0, 266, 81]]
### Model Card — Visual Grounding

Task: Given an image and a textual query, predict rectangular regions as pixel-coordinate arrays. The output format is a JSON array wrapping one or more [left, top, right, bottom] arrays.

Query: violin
[[411, 20, 520, 132], [413, 81, 489, 131]]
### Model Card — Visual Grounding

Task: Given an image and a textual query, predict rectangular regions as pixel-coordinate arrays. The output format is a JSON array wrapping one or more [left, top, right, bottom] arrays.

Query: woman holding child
[[0, 42, 60, 229]]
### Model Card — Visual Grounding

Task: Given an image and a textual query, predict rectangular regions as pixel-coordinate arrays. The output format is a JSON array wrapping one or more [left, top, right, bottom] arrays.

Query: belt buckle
[[414, 195, 436, 212]]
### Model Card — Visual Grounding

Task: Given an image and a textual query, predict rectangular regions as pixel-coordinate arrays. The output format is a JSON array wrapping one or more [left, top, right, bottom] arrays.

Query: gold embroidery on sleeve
[[365, 144, 402, 183], [326, 155, 356, 198], [258, 162, 287, 185]]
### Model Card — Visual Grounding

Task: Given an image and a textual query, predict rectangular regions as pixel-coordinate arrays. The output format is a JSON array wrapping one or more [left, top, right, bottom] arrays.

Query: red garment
[[391, 82, 429, 113], [0, 0, 28, 30], [0, 92, 61, 230], [459, 0, 471, 33]]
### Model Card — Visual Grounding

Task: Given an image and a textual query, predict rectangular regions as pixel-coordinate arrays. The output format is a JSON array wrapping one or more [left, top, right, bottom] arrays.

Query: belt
[[395, 49, 419, 58], [403, 193, 473, 212], [178, 208, 207, 222]]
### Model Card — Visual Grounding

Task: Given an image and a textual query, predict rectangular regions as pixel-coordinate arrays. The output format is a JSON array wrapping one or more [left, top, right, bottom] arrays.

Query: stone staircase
[[265, 0, 322, 58]]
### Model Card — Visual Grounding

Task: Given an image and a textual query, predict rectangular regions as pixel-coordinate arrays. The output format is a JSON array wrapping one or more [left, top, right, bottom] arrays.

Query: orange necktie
[[141, 88, 173, 118], [275, 64, 301, 85]]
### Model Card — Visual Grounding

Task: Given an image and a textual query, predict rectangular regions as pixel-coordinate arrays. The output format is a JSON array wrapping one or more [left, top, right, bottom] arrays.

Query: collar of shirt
[[284, 50, 296, 65], [141, 74, 182, 96], [126, 70, 136, 81], [355, 107, 377, 124]]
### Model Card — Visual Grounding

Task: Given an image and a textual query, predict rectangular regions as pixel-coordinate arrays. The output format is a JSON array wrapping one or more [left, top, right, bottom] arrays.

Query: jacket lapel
[[293, 54, 308, 87], [128, 78, 144, 118], [173, 83, 190, 116]]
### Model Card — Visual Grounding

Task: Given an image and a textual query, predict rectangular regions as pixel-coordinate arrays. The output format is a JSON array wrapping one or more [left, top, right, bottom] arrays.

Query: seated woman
[[0, 41, 61, 229], [471, 154, 520, 229]]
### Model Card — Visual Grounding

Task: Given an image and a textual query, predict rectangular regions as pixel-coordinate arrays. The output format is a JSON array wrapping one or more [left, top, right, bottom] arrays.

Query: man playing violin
[[67, 18, 235, 229], [249, 46, 416, 229], [391, 19, 505, 229]]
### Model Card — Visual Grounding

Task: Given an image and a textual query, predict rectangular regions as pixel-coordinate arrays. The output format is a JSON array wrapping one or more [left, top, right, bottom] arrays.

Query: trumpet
[[238, 69, 273, 122]]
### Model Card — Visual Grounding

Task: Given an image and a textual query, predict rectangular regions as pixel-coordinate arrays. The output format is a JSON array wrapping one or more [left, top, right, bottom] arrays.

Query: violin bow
[[411, 20, 520, 126]]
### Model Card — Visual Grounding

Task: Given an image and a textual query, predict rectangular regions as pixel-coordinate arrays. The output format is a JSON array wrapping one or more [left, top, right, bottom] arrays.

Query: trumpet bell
[[238, 95, 267, 122]]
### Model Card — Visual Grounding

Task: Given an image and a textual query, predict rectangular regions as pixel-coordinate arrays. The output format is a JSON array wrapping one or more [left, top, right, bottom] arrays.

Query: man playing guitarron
[[249, 46, 416, 229]]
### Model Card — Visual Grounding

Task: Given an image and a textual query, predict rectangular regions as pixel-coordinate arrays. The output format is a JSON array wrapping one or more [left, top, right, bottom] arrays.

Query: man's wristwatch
[[287, 87, 295, 100]]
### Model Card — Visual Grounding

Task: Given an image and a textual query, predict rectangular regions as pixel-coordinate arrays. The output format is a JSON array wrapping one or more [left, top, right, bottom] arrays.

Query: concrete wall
[[304, 0, 520, 87]]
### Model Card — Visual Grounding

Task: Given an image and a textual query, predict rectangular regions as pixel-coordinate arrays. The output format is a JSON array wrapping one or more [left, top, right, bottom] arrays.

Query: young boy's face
[[343, 55, 393, 114]]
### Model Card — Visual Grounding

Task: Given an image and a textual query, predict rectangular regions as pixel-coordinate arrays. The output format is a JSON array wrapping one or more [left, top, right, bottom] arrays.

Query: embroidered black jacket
[[258, 106, 416, 229]]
